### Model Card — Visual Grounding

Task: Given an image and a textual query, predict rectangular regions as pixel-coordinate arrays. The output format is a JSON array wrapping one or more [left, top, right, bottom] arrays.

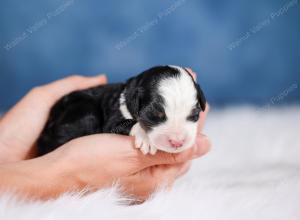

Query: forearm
[[0, 155, 79, 199]]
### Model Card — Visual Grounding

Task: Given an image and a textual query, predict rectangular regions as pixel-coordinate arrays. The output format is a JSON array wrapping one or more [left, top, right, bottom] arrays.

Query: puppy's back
[[37, 83, 125, 155]]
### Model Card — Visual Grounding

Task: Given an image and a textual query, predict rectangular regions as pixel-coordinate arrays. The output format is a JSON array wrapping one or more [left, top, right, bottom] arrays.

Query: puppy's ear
[[195, 84, 206, 111], [125, 78, 145, 119]]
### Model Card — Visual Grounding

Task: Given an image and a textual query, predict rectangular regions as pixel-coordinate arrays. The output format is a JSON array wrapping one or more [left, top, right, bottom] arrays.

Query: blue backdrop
[[1, 0, 300, 111]]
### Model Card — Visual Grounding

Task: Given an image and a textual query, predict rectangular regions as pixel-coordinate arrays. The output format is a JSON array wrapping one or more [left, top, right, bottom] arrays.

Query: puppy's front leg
[[130, 123, 157, 155]]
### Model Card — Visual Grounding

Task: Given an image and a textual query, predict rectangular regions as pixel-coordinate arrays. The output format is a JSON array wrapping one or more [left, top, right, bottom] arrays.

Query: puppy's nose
[[169, 138, 185, 148]]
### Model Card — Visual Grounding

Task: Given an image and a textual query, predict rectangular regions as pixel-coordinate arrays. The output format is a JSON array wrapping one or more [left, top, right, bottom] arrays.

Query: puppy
[[37, 65, 206, 155]]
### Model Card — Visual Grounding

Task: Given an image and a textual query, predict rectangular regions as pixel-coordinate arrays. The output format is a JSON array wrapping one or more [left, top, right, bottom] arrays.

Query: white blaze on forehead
[[158, 68, 197, 121]]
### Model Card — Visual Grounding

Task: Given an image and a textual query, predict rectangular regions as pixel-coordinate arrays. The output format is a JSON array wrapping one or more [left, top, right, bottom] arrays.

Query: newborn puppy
[[37, 65, 206, 155]]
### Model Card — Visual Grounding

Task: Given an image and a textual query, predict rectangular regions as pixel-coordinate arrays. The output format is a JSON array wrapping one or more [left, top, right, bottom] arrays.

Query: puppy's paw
[[135, 132, 150, 155], [149, 145, 157, 155], [130, 123, 156, 155], [140, 142, 157, 155]]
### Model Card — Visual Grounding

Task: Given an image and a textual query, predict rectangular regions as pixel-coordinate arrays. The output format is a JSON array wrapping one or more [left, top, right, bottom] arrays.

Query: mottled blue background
[[1, 0, 300, 111]]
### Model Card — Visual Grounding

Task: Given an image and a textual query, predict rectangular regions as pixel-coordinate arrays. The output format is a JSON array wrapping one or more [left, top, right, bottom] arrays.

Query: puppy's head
[[124, 65, 206, 153]]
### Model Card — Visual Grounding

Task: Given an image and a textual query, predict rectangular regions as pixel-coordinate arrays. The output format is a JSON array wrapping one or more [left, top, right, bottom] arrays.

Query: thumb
[[139, 134, 211, 168], [45, 74, 107, 100]]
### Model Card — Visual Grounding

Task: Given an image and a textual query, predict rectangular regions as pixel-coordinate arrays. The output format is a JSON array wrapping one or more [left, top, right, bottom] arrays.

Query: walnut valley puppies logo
[[3, 0, 75, 51], [110, 120, 135, 134], [260, 83, 298, 111], [227, 0, 298, 51], [114, 0, 186, 50]]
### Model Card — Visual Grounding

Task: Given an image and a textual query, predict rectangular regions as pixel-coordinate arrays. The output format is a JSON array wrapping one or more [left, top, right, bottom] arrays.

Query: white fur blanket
[[1, 106, 299, 220]]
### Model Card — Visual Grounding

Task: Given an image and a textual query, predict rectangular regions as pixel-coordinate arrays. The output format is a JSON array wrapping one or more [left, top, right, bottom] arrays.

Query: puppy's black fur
[[37, 66, 206, 155]]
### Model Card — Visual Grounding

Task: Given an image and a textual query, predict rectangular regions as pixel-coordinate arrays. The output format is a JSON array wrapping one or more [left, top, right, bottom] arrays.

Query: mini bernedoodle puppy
[[37, 65, 206, 155]]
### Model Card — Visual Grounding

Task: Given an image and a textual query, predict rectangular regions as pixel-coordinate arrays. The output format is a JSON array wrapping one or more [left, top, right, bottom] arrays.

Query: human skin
[[0, 73, 210, 200]]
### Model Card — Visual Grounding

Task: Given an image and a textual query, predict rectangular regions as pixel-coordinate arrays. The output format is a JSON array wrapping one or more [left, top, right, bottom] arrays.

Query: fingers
[[150, 162, 190, 188], [40, 74, 107, 103], [185, 67, 197, 81], [48, 74, 107, 90], [119, 162, 191, 201], [77, 134, 210, 173], [139, 134, 211, 168], [161, 161, 191, 182], [176, 161, 191, 178]]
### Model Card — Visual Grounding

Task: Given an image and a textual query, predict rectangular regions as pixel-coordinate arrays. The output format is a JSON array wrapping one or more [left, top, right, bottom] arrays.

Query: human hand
[[15, 130, 209, 200], [0, 75, 107, 162]]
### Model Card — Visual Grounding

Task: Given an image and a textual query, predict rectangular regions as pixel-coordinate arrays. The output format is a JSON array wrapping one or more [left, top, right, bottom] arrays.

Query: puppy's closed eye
[[187, 107, 201, 122], [146, 109, 166, 121], [140, 104, 167, 129], [153, 111, 166, 119]]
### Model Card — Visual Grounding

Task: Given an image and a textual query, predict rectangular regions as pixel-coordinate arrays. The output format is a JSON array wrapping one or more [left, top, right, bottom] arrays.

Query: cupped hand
[[40, 97, 210, 200], [0, 75, 107, 162], [34, 131, 210, 200]]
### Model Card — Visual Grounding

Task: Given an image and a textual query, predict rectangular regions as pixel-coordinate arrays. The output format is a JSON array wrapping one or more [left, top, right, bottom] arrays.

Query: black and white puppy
[[37, 65, 206, 156]]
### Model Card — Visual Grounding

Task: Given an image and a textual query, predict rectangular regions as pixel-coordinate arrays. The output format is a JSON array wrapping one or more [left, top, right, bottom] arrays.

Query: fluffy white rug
[[1, 106, 299, 220]]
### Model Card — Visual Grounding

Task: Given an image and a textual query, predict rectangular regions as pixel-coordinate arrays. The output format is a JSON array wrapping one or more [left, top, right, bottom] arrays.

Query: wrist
[[0, 152, 81, 199], [32, 151, 84, 199], [55, 139, 113, 191]]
